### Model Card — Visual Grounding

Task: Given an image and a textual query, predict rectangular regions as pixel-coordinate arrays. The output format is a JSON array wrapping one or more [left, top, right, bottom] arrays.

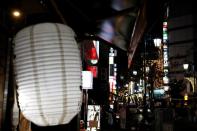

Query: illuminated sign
[[163, 51, 168, 67], [109, 47, 117, 99], [162, 7, 169, 86], [82, 71, 93, 89], [87, 105, 100, 131], [86, 65, 98, 78], [163, 22, 168, 41]]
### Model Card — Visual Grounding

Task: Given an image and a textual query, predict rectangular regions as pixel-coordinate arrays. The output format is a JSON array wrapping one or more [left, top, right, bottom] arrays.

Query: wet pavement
[[101, 107, 197, 131]]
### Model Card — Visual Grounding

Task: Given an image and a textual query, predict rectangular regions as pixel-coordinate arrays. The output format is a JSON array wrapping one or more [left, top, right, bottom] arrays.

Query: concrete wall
[[168, 1, 196, 80]]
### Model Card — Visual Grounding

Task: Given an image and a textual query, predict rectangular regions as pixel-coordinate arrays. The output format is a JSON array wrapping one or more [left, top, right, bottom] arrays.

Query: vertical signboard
[[82, 71, 93, 90], [87, 105, 100, 131]]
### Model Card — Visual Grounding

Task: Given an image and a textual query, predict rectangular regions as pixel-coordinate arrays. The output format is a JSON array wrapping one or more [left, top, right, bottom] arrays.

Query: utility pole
[[143, 38, 147, 111]]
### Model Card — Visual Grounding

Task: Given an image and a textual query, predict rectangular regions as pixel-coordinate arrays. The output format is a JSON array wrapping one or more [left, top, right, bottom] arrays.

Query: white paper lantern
[[14, 23, 82, 126]]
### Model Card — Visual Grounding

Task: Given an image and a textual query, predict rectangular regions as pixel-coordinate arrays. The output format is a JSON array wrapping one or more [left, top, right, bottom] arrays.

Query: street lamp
[[183, 63, 189, 71], [153, 38, 162, 47], [12, 10, 21, 18], [133, 70, 138, 76], [11, 9, 23, 20]]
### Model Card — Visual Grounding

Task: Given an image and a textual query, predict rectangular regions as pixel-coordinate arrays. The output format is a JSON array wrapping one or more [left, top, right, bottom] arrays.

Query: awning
[[128, 0, 147, 68]]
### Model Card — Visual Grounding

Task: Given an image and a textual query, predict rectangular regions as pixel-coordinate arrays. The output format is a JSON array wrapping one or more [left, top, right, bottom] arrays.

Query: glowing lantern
[[14, 23, 82, 126]]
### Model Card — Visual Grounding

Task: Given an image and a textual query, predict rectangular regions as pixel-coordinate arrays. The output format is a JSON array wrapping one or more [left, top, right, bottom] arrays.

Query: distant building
[[168, 0, 197, 92]]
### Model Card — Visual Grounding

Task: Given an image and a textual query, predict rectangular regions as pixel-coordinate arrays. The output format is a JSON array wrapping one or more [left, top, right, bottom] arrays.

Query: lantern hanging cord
[[49, 0, 67, 24]]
